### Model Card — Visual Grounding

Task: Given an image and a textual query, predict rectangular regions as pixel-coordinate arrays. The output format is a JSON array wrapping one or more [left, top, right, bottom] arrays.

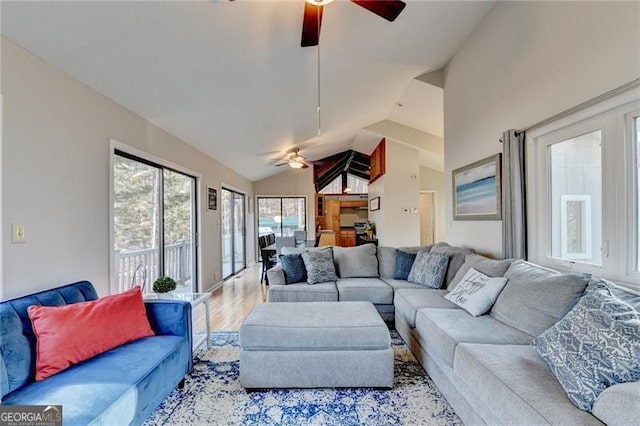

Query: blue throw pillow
[[301, 247, 338, 285], [407, 252, 450, 288], [532, 281, 640, 412], [280, 253, 307, 284], [393, 250, 417, 280]]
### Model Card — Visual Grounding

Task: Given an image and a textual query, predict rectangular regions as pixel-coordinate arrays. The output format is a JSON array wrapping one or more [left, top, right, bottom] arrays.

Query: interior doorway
[[419, 191, 437, 245]]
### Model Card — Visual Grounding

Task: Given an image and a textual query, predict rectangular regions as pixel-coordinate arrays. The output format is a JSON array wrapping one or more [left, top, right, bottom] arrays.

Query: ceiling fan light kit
[[289, 159, 305, 169]]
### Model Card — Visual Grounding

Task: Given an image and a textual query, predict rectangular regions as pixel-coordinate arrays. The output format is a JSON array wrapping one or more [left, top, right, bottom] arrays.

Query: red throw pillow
[[28, 286, 154, 381]]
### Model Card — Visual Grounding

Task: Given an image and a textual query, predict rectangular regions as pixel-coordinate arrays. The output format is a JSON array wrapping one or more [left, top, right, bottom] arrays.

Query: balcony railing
[[115, 241, 192, 293]]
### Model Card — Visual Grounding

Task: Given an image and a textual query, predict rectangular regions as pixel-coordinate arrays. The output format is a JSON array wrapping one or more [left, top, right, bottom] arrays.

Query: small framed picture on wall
[[208, 187, 217, 210], [369, 197, 381, 211]]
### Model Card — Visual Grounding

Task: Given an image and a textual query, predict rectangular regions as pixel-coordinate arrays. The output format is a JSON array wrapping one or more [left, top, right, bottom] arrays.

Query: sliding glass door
[[222, 188, 246, 279], [113, 151, 197, 293]]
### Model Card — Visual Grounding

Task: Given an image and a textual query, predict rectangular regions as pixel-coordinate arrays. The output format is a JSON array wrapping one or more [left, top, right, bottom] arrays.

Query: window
[[319, 174, 368, 194], [528, 89, 639, 287], [257, 197, 306, 237], [549, 131, 602, 264], [113, 150, 198, 293]]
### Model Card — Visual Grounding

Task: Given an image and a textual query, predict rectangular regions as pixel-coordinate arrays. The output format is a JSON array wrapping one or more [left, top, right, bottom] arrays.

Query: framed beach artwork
[[452, 154, 502, 221]]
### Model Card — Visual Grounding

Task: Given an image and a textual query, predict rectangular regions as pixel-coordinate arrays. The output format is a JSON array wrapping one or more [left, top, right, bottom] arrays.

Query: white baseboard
[[204, 280, 223, 293]]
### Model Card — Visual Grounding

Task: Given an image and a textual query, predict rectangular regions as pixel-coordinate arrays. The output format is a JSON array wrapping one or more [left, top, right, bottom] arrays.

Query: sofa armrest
[[145, 299, 192, 339], [592, 382, 640, 425], [267, 265, 287, 286]]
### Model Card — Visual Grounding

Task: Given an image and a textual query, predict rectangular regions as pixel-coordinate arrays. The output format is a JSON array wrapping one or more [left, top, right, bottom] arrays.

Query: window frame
[[527, 88, 640, 288]]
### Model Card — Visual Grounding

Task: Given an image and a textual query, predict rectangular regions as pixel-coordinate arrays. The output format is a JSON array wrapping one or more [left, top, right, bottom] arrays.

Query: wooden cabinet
[[339, 230, 356, 247], [369, 138, 386, 184], [324, 200, 341, 234]]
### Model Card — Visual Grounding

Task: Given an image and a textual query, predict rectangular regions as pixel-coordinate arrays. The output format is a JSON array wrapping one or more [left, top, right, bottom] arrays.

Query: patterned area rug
[[145, 331, 461, 425]]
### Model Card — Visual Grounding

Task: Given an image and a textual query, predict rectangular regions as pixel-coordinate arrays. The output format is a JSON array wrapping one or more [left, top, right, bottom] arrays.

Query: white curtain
[[502, 129, 527, 259]]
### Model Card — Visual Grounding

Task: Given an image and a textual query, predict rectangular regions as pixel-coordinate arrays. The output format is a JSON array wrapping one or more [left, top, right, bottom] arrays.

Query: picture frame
[[369, 196, 380, 211], [452, 153, 502, 221], [207, 187, 217, 210]]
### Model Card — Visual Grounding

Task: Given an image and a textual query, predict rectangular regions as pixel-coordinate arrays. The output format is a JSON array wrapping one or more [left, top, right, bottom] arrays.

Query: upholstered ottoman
[[239, 301, 393, 389]]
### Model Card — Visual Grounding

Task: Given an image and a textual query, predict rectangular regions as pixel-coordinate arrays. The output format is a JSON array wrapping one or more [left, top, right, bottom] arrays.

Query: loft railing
[[114, 240, 192, 293]]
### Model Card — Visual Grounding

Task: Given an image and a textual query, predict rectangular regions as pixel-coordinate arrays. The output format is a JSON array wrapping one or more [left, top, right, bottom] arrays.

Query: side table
[[144, 292, 211, 351]]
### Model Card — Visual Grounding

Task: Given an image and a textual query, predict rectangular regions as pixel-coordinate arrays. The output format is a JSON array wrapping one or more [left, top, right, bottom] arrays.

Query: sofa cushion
[[408, 252, 449, 288], [267, 282, 338, 303], [444, 267, 508, 316], [415, 308, 532, 368], [380, 278, 423, 291], [279, 253, 307, 284], [398, 244, 434, 254], [592, 382, 640, 425], [2, 336, 187, 426], [394, 289, 458, 328], [28, 287, 154, 381], [532, 281, 640, 411], [301, 247, 338, 284], [333, 244, 379, 278], [393, 250, 417, 280], [336, 278, 394, 304], [454, 343, 602, 425], [376, 246, 397, 279], [490, 260, 590, 336], [430, 243, 474, 288], [449, 253, 514, 290]]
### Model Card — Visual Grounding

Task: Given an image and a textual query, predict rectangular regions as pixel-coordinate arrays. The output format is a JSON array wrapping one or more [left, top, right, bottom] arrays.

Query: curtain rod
[[508, 78, 640, 138]]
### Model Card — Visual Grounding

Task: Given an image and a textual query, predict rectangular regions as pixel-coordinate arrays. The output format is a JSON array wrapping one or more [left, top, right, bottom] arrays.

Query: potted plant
[[153, 276, 177, 293]]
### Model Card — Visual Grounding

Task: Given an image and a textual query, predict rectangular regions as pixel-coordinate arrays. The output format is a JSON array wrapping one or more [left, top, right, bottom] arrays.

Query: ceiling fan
[[302, 0, 407, 47], [274, 148, 317, 169]]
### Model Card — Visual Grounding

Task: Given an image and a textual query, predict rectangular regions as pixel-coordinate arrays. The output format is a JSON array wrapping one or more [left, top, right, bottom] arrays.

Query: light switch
[[12, 223, 26, 244]]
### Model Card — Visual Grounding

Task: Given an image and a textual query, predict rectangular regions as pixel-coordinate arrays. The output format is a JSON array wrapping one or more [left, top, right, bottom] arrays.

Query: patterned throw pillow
[[279, 253, 307, 284], [301, 247, 338, 285], [532, 282, 640, 412], [444, 267, 508, 316], [393, 250, 417, 280], [407, 252, 450, 288]]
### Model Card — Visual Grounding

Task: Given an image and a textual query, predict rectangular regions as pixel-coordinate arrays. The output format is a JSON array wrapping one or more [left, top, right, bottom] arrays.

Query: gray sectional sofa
[[267, 242, 473, 322], [266, 242, 640, 425]]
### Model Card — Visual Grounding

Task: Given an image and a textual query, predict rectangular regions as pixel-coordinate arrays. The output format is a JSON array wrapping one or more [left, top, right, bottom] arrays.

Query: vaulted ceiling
[[1, 1, 494, 181]]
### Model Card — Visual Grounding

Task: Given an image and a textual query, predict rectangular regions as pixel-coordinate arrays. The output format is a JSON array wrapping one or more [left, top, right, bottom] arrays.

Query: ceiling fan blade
[[351, 0, 406, 22], [301, 163, 309, 169], [274, 162, 289, 167], [301, 2, 323, 47]]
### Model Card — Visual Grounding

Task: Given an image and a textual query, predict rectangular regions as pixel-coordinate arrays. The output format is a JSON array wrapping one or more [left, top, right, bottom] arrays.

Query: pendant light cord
[[316, 10, 322, 137]]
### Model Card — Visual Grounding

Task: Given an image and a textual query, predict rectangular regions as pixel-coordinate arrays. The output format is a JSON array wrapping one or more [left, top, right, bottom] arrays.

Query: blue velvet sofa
[[0, 281, 193, 425]]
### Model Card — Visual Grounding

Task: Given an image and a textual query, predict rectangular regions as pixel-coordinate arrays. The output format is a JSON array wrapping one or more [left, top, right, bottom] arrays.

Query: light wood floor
[[208, 262, 267, 331]]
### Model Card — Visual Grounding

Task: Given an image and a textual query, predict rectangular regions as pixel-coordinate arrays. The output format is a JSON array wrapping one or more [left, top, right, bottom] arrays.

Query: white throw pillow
[[444, 267, 508, 316]]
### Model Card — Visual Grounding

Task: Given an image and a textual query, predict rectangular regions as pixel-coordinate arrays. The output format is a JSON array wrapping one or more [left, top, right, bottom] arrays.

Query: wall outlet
[[12, 224, 26, 244]]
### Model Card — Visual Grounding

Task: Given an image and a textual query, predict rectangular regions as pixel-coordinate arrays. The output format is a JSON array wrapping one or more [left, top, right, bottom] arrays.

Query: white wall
[[419, 166, 446, 243], [2, 37, 255, 299], [444, 1, 640, 258], [370, 140, 420, 247]]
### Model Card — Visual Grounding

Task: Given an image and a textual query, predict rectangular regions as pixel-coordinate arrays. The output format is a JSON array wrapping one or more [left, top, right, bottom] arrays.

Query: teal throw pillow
[[393, 250, 417, 280], [407, 252, 450, 288], [301, 247, 338, 285], [532, 281, 640, 411], [279, 253, 307, 284]]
